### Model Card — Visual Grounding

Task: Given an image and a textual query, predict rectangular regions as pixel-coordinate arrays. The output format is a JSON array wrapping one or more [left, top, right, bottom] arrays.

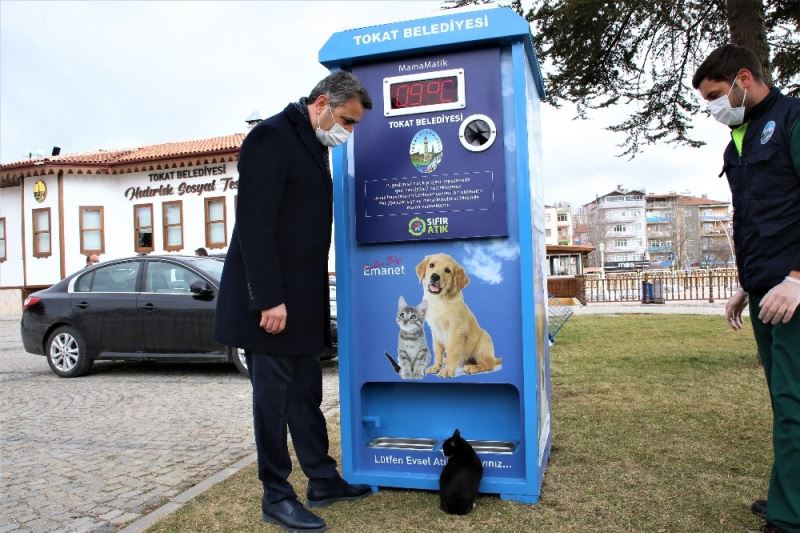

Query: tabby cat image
[[384, 296, 431, 379]]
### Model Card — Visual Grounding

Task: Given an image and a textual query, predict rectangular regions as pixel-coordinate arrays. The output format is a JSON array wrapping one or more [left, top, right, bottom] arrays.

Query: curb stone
[[117, 453, 258, 533]]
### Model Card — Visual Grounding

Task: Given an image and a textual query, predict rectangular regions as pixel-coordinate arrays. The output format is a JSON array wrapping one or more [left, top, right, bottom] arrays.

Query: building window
[[205, 196, 227, 248], [615, 238, 628, 248], [32, 208, 51, 258], [613, 224, 626, 233], [79, 206, 105, 254], [557, 213, 568, 222], [133, 204, 154, 253], [0, 218, 6, 262], [163, 201, 183, 251]]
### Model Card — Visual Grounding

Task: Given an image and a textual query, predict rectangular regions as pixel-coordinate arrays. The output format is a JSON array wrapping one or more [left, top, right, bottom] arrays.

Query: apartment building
[[646, 193, 732, 268], [577, 186, 648, 271], [573, 186, 732, 271], [544, 201, 572, 246]]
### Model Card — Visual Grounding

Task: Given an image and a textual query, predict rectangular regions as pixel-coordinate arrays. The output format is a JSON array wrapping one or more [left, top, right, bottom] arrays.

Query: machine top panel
[[319, 7, 544, 97]]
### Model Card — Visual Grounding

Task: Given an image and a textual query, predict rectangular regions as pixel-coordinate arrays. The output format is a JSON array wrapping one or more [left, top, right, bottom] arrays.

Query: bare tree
[[576, 203, 611, 268], [671, 207, 690, 270]]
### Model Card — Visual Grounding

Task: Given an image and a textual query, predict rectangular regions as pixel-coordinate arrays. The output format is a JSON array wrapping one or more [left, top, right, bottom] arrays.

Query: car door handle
[[75, 302, 89, 309], [140, 303, 156, 312]]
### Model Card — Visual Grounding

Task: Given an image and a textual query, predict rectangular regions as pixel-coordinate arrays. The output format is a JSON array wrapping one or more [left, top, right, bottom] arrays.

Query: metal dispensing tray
[[367, 437, 517, 454], [467, 440, 517, 454], [367, 437, 437, 451]]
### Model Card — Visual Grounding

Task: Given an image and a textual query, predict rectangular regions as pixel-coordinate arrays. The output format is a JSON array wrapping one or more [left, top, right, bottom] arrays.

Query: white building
[[543, 201, 572, 246], [0, 134, 251, 311], [580, 186, 648, 271]]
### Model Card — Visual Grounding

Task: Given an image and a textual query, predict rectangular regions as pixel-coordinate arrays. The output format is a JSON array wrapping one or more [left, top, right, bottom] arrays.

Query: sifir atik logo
[[408, 216, 449, 237]]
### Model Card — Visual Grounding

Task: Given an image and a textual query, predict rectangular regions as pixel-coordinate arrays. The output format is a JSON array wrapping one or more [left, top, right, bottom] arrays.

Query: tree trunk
[[727, 0, 773, 85]]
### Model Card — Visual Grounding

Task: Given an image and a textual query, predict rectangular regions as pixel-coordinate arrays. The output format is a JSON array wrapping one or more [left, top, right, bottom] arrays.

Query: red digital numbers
[[391, 76, 458, 109]]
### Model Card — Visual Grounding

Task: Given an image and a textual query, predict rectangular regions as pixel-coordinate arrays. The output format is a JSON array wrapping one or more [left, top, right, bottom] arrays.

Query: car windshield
[[183, 257, 224, 283]]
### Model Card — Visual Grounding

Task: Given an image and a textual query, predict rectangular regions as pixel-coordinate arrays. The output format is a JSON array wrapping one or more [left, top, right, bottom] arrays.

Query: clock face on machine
[[383, 69, 465, 117]]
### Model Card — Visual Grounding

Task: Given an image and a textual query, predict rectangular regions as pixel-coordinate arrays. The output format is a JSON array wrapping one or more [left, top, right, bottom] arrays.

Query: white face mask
[[315, 105, 351, 147], [708, 79, 747, 126]]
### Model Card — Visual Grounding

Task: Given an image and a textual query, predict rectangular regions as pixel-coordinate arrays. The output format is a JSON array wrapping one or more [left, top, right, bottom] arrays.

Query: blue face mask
[[315, 105, 351, 147], [708, 78, 746, 126]]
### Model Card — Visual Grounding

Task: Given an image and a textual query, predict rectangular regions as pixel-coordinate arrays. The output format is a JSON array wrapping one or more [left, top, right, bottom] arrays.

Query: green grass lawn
[[147, 315, 770, 532]]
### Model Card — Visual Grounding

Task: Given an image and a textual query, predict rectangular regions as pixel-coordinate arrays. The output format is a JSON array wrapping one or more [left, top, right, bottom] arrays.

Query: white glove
[[725, 289, 748, 331], [758, 276, 800, 325]]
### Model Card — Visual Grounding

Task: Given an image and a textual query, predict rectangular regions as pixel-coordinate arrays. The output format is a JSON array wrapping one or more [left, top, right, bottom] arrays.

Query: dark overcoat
[[214, 103, 332, 355]]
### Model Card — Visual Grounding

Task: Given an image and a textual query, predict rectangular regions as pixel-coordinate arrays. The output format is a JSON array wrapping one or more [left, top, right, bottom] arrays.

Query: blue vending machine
[[320, 6, 551, 503]]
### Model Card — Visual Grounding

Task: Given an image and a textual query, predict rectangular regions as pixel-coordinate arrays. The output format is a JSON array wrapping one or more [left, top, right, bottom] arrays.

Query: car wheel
[[46, 326, 93, 378], [227, 346, 249, 377]]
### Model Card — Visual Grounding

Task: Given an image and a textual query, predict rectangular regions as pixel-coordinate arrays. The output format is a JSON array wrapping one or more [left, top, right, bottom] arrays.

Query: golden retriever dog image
[[416, 253, 502, 378]]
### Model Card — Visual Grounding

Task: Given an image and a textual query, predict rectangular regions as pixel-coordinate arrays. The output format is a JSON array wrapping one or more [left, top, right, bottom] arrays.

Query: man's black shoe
[[261, 497, 326, 532], [751, 499, 767, 520], [307, 478, 372, 508]]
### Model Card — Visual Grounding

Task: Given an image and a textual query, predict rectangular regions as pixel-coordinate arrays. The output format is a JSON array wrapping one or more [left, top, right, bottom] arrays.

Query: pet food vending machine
[[320, 6, 551, 503]]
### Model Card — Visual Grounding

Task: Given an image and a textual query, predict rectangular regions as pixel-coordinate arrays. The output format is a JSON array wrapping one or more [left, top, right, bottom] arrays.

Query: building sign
[[33, 180, 47, 203], [123, 163, 236, 201]]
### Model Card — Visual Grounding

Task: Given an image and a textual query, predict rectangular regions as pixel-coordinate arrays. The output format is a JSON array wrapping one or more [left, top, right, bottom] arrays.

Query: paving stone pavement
[[0, 319, 341, 532]]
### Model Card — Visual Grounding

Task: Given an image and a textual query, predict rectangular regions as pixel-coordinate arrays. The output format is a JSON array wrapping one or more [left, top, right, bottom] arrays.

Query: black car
[[21, 255, 337, 378]]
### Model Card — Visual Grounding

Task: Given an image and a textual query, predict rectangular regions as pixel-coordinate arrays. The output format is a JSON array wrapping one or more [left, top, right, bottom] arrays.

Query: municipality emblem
[[761, 120, 775, 144], [33, 180, 47, 203], [410, 129, 443, 174]]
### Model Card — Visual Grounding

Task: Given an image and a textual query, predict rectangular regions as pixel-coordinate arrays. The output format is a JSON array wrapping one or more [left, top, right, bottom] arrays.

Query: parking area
[[0, 319, 341, 532]]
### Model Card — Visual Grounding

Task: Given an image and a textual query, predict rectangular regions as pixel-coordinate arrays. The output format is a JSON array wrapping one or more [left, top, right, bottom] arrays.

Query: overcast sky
[[0, 0, 734, 207]]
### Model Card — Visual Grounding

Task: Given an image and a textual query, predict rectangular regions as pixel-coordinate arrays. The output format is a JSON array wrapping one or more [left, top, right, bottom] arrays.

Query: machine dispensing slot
[[467, 440, 517, 454], [368, 437, 437, 451], [458, 113, 497, 152]]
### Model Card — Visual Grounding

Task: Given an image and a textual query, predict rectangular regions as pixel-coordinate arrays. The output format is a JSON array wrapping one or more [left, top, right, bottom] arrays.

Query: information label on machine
[[364, 170, 495, 217], [352, 47, 507, 244]]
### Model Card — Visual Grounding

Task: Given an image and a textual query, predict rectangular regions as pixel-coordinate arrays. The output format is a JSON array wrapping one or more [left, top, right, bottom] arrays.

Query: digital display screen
[[389, 75, 459, 110], [383, 68, 465, 117]]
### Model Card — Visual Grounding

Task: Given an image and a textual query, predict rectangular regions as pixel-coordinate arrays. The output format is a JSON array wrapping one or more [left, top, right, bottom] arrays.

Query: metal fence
[[582, 269, 741, 303], [547, 294, 574, 339]]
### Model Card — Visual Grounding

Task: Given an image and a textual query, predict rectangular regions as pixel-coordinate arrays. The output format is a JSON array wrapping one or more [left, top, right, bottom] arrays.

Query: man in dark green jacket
[[693, 44, 800, 533]]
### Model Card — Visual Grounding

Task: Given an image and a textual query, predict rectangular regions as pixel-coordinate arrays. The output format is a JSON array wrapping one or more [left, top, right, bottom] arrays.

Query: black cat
[[439, 428, 483, 515]]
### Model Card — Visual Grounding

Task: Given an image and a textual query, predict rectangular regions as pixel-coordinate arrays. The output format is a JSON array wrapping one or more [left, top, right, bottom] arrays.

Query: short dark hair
[[692, 44, 764, 89], [195, 247, 208, 256], [308, 71, 372, 110]]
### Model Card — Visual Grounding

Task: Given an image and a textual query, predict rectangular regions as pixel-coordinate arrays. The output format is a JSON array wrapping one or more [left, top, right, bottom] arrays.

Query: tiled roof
[[677, 195, 728, 206], [574, 223, 590, 233], [647, 193, 727, 205], [0, 149, 135, 170], [114, 134, 245, 163], [0, 134, 245, 171]]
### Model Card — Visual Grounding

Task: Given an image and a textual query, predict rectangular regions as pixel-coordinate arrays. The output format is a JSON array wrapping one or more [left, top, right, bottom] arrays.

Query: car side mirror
[[189, 280, 214, 298]]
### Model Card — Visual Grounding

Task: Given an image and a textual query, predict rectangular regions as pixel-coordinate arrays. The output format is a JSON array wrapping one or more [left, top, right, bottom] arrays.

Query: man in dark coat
[[694, 45, 800, 533], [215, 71, 372, 532]]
